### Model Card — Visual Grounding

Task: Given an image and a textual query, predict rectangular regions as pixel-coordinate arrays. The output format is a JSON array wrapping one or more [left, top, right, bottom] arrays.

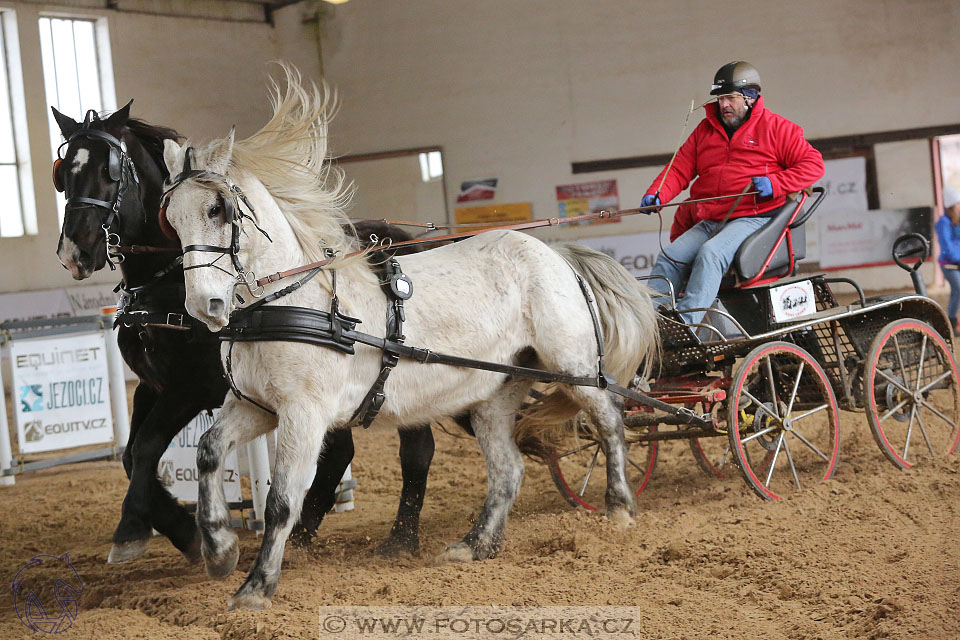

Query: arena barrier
[[1, 313, 355, 529]]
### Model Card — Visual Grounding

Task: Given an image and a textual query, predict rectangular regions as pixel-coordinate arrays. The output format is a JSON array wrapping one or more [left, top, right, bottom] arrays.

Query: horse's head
[[161, 131, 247, 330], [53, 100, 141, 279]]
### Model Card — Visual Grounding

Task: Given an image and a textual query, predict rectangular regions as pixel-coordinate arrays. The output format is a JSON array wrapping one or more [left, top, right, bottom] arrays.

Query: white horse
[[160, 69, 659, 610]]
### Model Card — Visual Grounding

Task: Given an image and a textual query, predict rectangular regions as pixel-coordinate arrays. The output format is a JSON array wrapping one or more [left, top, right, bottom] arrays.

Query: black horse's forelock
[[124, 118, 184, 175]]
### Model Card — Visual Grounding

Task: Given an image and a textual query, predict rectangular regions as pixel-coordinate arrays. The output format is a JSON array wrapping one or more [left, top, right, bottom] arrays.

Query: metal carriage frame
[[548, 232, 960, 507]]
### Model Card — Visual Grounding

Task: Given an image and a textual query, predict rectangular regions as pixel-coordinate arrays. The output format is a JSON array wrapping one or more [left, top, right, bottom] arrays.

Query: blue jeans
[[648, 217, 770, 324], [943, 266, 960, 320]]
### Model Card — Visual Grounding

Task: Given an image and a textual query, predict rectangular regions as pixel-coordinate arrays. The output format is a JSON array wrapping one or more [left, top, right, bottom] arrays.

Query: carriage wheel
[[864, 319, 960, 469], [689, 437, 733, 478], [686, 403, 731, 477], [728, 342, 840, 501], [547, 416, 658, 511]]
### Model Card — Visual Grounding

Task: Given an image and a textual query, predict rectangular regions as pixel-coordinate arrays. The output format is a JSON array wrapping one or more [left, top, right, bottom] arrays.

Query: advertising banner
[[818, 207, 932, 269], [576, 231, 671, 277], [555, 180, 620, 224], [11, 332, 114, 454], [456, 178, 498, 202], [454, 202, 532, 228], [158, 409, 242, 503]]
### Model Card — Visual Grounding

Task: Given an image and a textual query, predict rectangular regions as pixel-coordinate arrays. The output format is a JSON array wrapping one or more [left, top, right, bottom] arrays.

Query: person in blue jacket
[[935, 184, 960, 335]]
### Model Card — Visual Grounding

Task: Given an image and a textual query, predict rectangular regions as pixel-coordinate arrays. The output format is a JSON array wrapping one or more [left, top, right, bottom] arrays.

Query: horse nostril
[[208, 298, 225, 317]]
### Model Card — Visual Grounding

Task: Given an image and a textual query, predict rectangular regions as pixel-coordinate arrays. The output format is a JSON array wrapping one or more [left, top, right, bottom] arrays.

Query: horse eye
[[206, 201, 222, 219]]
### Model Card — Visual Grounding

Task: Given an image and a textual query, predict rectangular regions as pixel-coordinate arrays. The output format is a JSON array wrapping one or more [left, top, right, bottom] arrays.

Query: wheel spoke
[[893, 334, 910, 391], [914, 410, 936, 457], [741, 425, 778, 444], [876, 368, 912, 394], [915, 335, 928, 391], [764, 432, 785, 488], [782, 434, 802, 491], [627, 456, 648, 475], [740, 390, 778, 420], [558, 441, 599, 459], [764, 357, 781, 419], [878, 398, 910, 424], [789, 428, 831, 462], [918, 399, 958, 428], [718, 445, 730, 470], [578, 446, 601, 497], [791, 403, 829, 423], [902, 404, 917, 462], [919, 370, 953, 394], [785, 361, 805, 417]]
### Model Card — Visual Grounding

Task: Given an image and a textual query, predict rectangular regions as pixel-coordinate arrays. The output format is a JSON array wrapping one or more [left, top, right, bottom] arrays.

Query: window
[[39, 16, 115, 225], [0, 10, 35, 237], [418, 150, 443, 182]]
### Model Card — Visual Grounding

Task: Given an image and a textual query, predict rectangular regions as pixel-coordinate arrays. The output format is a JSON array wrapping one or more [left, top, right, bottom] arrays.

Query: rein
[[258, 190, 758, 289]]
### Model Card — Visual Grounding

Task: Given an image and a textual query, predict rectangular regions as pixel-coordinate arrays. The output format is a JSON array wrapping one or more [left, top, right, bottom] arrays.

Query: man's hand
[[752, 176, 773, 198], [641, 194, 661, 212]]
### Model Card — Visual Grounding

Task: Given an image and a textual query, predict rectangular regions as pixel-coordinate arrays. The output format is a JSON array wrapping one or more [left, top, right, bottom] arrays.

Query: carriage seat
[[722, 189, 817, 288]]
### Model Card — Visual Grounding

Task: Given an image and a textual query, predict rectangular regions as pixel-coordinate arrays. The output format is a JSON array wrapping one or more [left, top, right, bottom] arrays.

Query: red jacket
[[644, 96, 824, 221], [670, 198, 698, 241]]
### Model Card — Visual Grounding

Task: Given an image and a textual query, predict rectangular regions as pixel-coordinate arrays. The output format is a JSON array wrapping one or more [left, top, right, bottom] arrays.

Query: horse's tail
[[514, 243, 659, 458]]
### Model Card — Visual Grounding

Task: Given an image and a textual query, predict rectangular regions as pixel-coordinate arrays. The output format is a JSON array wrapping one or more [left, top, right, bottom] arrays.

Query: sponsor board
[[575, 231, 671, 277], [11, 333, 113, 454], [555, 179, 620, 225], [159, 409, 241, 503]]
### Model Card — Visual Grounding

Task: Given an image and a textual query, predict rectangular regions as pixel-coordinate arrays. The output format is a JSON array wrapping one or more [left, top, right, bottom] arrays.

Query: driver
[[641, 61, 825, 324]]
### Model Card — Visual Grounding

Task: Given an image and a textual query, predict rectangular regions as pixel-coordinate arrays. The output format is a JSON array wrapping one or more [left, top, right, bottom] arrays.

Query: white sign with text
[[576, 231, 672, 277], [10, 332, 114, 454], [158, 409, 242, 503]]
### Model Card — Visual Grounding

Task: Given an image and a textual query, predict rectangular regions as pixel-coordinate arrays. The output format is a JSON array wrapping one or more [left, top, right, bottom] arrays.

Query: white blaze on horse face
[[71, 149, 90, 175], [57, 235, 86, 279]]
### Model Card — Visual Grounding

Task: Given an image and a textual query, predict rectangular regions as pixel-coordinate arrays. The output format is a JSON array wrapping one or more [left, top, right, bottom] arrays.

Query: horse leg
[[439, 379, 529, 563], [121, 383, 158, 479], [108, 389, 208, 564], [375, 424, 434, 556], [290, 428, 353, 547], [196, 397, 276, 580], [567, 386, 636, 526], [228, 405, 327, 610]]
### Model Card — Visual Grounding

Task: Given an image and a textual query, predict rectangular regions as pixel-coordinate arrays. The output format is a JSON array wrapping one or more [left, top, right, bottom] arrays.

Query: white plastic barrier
[[0, 315, 129, 484]]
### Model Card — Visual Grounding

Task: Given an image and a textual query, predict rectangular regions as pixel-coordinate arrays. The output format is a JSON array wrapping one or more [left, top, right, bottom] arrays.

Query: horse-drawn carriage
[[52, 72, 959, 609], [548, 187, 960, 506]]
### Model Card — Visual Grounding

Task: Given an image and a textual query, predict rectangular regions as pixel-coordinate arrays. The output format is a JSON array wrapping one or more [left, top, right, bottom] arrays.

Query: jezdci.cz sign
[[11, 333, 114, 454]]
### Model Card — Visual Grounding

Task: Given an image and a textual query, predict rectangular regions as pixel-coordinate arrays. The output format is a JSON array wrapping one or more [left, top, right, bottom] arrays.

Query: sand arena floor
[[2, 320, 959, 639]]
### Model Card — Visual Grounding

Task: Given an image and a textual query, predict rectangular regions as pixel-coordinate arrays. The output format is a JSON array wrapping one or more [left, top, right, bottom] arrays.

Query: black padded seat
[[720, 196, 807, 287]]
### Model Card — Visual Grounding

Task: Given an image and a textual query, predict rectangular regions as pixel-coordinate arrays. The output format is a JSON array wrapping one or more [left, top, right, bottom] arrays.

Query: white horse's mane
[[229, 63, 355, 264]]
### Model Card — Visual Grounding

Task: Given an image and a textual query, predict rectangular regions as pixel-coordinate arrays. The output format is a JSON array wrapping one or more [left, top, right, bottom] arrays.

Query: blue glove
[[641, 194, 661, 212], [752, 176, 773, 198]]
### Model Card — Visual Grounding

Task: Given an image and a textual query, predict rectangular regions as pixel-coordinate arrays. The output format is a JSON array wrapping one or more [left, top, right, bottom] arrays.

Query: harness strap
[[349, 258, 411, 429]]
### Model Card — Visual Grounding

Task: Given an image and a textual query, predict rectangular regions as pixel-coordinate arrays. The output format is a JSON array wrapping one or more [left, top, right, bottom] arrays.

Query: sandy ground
[[2, 296, 960, 639]]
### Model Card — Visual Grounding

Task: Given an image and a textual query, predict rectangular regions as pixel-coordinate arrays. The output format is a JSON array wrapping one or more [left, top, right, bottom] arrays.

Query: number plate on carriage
[[770, 279, 816, 323]]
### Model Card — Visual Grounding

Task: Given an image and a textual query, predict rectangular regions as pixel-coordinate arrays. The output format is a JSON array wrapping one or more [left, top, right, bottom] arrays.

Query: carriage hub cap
[[913, 391, 925, 404]]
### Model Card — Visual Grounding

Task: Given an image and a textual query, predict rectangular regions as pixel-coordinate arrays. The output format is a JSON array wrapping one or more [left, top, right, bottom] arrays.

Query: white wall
[[320, 0, 959, 288], [0, 1, 322, 294]]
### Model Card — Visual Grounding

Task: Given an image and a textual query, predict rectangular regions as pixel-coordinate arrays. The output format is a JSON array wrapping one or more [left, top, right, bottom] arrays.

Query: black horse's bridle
[[160, 147, 272, 297], [55, 110, 140, 270]]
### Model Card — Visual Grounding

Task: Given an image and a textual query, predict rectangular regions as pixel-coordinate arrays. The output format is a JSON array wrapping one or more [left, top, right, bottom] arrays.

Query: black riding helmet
[[710, 61, 761, 95]]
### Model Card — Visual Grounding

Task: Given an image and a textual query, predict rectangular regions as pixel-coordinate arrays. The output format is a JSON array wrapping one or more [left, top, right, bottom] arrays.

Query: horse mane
[[229, 64, 354, 264], [125, 118, 183, 176]]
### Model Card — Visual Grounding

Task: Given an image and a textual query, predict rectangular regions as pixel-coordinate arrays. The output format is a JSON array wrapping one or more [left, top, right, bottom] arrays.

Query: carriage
[[547, 187, 960, 506]]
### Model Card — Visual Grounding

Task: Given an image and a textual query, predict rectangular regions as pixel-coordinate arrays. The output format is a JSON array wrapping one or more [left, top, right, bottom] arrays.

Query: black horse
[[52, 102, 435, 563]]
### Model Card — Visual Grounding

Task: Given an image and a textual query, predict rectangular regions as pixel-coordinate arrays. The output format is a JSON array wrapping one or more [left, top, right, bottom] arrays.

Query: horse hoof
[[202, 535, 239, 580], [606, 507, 635, 529], [181, 531, 203, 565], [436, 542, 474, 565], [227, 590, 272, 611], [107, 539, 149, 564], [374, 535, 419, 557]]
